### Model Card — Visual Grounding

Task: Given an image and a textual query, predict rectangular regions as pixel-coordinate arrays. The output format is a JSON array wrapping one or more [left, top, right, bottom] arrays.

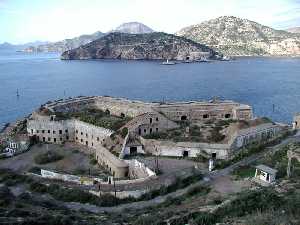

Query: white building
[[254, 164, 277, 185]]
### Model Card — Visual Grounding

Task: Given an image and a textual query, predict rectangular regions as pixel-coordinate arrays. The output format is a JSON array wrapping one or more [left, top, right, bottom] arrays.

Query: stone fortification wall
[[140, 137, 230, 159], [153, 100, 252, 122], [95, 146, 128, 178], [45, 96, 97, 113], [43, 96, 252, 123], [94, 96, 155, 118]]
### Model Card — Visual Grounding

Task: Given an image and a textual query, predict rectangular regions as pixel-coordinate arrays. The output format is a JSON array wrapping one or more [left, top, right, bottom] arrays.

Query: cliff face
[[176, 16, 300, 56], [112, 22, 154, 34], [61, 32, 218, 60], [23, 31, 105, 53]]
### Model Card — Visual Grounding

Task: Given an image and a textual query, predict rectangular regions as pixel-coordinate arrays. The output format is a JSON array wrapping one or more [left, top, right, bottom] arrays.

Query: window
[[60, 138, 62, 141], [150, 118, 152, 124], [92, 142, 94, 147], [53, 130, 56, 134], [43, 137, 45, 142], [48, 137, 51, 142], [156, 117, 159, 121], [76, 130, 78, 134], [86, 133, 88, 138], [48, 130, 50, 134], [97, 137, 99, 141], [54, 138, 56, 142], [86, 141, 88, 146], [66, 136, 69, 140], [81, 132, 83, 135], [31, 129, 33, 134], [42, 130, 45, 134], [156, 128, 158, 132], [65, 129, 68, 133], [144, 129, 147, 133], [76, 137, 78, 140], [203, 114, 209, 119], [37, 130, 39, 133], [181, 115, 187, 121], [81, 139, 83, 143], [59, 130, 62, 134], [150, 128, 152, 134]]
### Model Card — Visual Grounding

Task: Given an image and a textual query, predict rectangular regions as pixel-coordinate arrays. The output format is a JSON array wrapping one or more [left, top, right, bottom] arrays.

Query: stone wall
[[27, 116, 128, 178], [122, 112, 179, 136], [140, 138, 230, 159], [293, 114, 300, 129], [153, 101, 252, 122]]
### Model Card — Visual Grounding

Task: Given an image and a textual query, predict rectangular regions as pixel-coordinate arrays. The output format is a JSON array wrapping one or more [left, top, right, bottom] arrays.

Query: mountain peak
[[112, 22, 154, 34]]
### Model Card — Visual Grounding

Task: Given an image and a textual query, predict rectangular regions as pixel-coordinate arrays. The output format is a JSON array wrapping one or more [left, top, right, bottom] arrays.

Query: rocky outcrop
[[23, 31, 105, 53], [176, 16, 300, 56], [61, 32, 218, 60], [111, 22, 154, 34]]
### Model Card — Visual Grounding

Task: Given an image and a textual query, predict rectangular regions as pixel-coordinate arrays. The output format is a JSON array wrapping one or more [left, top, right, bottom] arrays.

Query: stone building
[[153, 100, 252, 122], [121, 112, 179, 136], [293, 113, 300, 129]]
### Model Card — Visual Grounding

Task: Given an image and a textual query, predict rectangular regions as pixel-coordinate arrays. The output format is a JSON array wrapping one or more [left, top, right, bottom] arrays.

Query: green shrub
[[34, 151, 64, 164], [120, 127, 128, 138]]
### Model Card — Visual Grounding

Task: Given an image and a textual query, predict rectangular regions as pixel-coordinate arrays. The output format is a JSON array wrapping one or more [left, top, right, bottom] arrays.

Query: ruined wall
[[140, 138, 230, 159]]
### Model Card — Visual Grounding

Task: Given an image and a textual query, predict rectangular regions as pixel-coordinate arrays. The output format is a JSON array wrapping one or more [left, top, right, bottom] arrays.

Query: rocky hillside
[[286, 27, 300, 34], [112, 22, 154, 34], [61, 32, 218, 60], [176, 16, 300, 56], [23, 31, 105, 53]]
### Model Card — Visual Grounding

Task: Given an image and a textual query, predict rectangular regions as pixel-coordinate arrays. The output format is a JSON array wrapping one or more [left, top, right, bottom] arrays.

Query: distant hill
[[61, 32, 218, 60], [23, 31, 105, 53], [286, 27, 300, 34], [22, 22, 154, 53], [176, 16, 300, 56], [112, 22, 154, 34], [0, 41, 48, 51]]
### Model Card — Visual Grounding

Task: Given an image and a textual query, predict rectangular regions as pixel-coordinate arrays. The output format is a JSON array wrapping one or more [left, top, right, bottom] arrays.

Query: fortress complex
[[27, 96, 284, 178], [46, 96, 253, 121]]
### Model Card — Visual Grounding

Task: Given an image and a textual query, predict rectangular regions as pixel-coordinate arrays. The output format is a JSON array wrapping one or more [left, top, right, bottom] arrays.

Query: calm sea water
[[1, 50, 300, 127]]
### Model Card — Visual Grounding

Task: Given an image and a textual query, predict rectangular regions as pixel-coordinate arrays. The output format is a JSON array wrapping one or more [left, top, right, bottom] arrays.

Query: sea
[[1, 49, 300, 128]]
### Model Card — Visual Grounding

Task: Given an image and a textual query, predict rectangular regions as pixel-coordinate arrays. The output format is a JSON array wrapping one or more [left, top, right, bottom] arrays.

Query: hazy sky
[[1, 0, 299, 44]]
